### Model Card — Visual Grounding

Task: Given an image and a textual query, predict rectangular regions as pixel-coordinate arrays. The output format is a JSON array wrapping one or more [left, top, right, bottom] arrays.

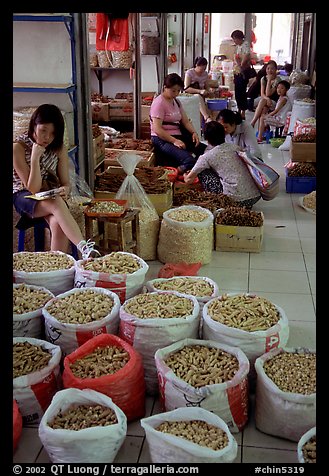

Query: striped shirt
[[13, 134, 59, 193]]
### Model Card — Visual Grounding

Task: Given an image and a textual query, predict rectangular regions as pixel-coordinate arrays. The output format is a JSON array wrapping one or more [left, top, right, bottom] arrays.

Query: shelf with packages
[[90, 67, 130, 96], [13, 13, 79, 173]]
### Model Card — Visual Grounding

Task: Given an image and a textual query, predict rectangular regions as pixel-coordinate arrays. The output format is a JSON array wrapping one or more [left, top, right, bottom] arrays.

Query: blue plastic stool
[[16, 215, 78, 259]]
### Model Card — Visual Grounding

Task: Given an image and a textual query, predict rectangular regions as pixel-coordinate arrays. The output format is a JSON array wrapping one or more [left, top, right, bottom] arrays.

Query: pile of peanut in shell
[[155, 420, 229, 451], [164, 345, 239, 387], [13, 252, 74, 273], [81, 252, 141, 274], [46, 289, 115, 324], [13, 342, 51, 378], [151, 277, 214, 297], [207, 294, 280, 332], [13, 284, 53, 314], [48, 404, 118, 430], [69, 345, 130, 379], [302, 435, 316, 463], [88, 201, 125, 215], [263, 351, 316, 395], [123, 293, 194, 319]]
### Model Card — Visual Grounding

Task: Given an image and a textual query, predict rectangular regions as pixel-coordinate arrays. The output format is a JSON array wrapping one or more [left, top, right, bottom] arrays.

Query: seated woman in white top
[[183, 121, 261, 209], [184, 56, 212, 123], [216, 109, 263, 160]]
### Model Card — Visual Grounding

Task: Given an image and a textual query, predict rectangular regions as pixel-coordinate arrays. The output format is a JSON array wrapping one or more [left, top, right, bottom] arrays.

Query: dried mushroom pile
[[81, 252, 141, 274], [48, 404, 118, 430], [13, 284, 52, 314], [287, 163, 316, 177], [152, 277, 214, 297], [292, 133, 316, 143], [13, 252, 74, 272], [13, 342, 51, 378], [216, 207, 263, 227], [69, 345, 130, 378], [88, 201, 125, 214], [174, 190, 240, 212], [107, 138, 153, 151], [207, 294, 280, 332], [95, 166, 171, 194], [124, 293, 194, 319], [302, 436, 316, 463], [263, 352, 316, 394], [165, 345, 239, 387], [91, 92, 110, 103], [155, 420, 229, 451], [46, 289, 115, 324], [104, 148, 153, 164]]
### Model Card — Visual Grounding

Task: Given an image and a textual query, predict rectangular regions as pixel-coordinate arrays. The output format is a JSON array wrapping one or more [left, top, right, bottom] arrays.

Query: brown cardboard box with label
[[290, 142, 316, 163]]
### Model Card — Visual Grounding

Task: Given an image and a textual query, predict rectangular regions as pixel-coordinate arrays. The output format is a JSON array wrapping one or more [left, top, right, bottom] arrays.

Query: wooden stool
[[84, 208, 140, 255]]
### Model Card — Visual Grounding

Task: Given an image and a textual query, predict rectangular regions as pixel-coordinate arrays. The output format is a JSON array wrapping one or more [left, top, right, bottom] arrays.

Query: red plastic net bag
[[62, 333, 145, 421], [13, 400, 23, 453], [158, 262, 202, 278]]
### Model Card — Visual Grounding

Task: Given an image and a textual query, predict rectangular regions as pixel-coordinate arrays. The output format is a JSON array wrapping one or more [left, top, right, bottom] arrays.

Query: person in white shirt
[[183, 121, 261, 209], [216, 109, 263, 160]]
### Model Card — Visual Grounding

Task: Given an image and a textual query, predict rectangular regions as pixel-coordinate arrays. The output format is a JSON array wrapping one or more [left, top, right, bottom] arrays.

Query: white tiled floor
[[13, 143, 316, 464]]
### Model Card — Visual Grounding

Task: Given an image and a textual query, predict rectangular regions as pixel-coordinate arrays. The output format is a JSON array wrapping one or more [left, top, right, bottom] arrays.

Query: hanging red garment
[[96, 13, 129, 51]]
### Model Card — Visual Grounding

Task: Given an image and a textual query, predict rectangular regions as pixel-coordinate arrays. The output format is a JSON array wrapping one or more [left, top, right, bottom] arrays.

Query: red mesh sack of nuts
[[13, 400, 22, 453], [158, 262, 202, 278], [62, 333, 146, 422]]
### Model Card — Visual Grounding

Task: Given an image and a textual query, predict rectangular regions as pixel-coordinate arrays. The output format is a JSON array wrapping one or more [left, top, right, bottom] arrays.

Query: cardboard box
[[215, 212, 264, 253], [104, 149, 155, 168], [93, 133, 105, 166], [109, 100, 133, 120], [91, 102, 110, 122], [290, 141, 316, 163], [285, 169, 316, 193]]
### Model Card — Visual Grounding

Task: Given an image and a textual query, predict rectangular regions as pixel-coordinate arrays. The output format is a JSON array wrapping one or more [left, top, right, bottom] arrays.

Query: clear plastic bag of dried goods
[[115, 153, 160, 260]]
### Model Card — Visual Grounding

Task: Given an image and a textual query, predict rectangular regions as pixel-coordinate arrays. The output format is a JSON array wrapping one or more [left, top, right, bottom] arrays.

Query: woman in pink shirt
[[150, 73, 206, 173]]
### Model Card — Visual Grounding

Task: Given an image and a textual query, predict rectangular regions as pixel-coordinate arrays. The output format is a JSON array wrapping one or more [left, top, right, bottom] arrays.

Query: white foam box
[[215, 212, 264, 252]]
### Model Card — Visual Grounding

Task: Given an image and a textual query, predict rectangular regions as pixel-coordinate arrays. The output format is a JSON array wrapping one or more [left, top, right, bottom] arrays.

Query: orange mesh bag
[[62, 334, 145, 422], [13, 400, 23, 453]]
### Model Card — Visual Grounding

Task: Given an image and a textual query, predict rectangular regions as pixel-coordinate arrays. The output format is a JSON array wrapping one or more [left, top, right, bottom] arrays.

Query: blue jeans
[[152, 136, 206, 172]]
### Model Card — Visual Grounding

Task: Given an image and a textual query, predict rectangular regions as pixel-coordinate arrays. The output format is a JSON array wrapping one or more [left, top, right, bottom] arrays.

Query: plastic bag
[[115, 153, 160, 260], [157, 262, 202, 278], [42, 287, 121, 356], [38, 388, 127, 463], [155, 338, 250, 433], [13, 400, 23, 452], [119, 291, 200, 395], [255, 347, 316, 442], [13, 284, 55, 339], [297, 426, 316, 463], [13, 337, 62, 426], [141, 407, 238, 463], [68, 162, 93, 205], [62, 333, 146, 422]]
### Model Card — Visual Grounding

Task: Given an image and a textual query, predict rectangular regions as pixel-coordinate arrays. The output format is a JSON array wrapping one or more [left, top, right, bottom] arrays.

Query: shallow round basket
[[269, 138, 285, 148]]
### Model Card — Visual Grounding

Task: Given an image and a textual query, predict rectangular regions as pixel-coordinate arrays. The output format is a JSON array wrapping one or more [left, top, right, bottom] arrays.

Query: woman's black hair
[[231, 30, 245, 40], [204, 121, 225, 146], [216, 109, 243, 126], [163, 73, 184, 90], [266, 60, 278, 70], [28, 104, 64, 152], [193, 56, 208, 68], [277, 80, 291, 91]]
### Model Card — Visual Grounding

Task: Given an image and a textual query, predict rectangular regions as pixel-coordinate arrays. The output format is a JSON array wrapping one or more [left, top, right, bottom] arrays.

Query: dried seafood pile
[[216, 207, 263, 227], [106, 138, 153, 151], [174, 189, 241, 212], [95, 167, 171, 194]]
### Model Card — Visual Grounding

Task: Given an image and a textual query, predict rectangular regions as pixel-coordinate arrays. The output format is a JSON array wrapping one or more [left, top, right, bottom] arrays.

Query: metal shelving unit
[[13, 13, 79, 171]]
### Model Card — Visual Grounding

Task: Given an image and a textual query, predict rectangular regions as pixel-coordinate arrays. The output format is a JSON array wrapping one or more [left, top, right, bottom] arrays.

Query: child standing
[[257, 80, 292, 143]]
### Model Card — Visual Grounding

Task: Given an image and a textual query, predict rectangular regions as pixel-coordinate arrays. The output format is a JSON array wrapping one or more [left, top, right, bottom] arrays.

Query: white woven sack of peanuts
[[157, 205, 214, 265], [144, 276, 220, 337], [297, 426, 316, 463], [140, 407, 238, 463], [202, 293, 289, 374], [42, 287, 121, 356], [74, 251, 149, 304], [155, 338, 250, 433], [119, 291, 200, 395], [38, 388, 127, 463], [13, 284, 55, 339], [13, 251, 76, 296], [254, 347, 316, 442], [13, 337, 62, 425]]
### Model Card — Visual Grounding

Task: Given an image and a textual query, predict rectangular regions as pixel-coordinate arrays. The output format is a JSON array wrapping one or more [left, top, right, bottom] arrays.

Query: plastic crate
[[285, 169, 316, 193], [206, 99, 228, 111]]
